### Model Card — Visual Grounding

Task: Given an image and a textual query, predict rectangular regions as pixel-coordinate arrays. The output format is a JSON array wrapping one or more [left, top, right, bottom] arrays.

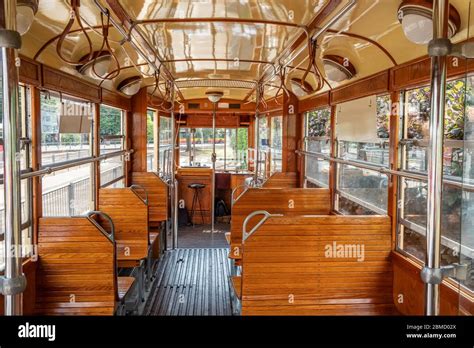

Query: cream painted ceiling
[[19, 0, 474, 103]]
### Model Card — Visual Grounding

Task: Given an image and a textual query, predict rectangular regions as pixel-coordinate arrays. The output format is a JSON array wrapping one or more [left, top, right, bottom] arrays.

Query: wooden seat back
[[230, 188, 331, 258], [131, 172, 168, 226], [99, 188, 149, 266], [240, 215, 395, 315], [263, 172, 298, 188], [35, 217, 117, 315]]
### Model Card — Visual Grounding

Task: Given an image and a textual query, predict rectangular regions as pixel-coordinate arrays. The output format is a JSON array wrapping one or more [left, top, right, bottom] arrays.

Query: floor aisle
[[145, 248, 234, 316]]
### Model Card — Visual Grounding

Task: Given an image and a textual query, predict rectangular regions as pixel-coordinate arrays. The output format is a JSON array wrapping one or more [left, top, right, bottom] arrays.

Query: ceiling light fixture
[[398, 0, 461, 45], [290, 78, 315, 97], [118, 76, 142, 96], [322, 55, 356, 82], [206, 91, 224, 103], [78, 51, 113, 80], [16, 0, 39, 36]]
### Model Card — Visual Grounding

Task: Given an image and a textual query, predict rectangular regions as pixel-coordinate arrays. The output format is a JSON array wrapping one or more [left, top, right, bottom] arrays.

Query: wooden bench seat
[[99, 188, 149, 267], [35, 217, 120, 316], [131, 172, 168, 227], [238, 214, 396, 316], [263, 172, 298, 188], [230, 188, 331, 260]]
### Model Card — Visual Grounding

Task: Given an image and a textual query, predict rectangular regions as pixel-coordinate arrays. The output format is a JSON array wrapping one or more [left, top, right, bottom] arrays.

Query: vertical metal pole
[[253, 87, 260, 184], [211, 102, 216, 233], [1, 0, 26, 315], [170, 86, 178, 249], [423, 0, 449, 316]]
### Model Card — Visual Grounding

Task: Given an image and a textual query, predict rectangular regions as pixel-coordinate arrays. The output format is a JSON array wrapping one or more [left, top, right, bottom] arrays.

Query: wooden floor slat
[[145, 248, 233, 316]]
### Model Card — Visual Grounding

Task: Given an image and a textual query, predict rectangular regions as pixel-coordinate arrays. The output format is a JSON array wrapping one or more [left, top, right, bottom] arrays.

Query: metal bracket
[[242, 210, 283, 242], [421, 263, 468, 284], [0, 274, 27, 295], [0, 29, 21, 49], [428, 38, 452, 57]]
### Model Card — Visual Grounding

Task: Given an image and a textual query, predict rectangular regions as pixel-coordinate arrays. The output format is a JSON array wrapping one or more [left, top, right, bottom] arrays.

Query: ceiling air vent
[[188, 103, 200, 109]]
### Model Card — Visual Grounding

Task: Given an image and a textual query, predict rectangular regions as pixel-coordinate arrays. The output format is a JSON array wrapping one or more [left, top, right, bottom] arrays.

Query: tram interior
[[0, 0, 472, 316]]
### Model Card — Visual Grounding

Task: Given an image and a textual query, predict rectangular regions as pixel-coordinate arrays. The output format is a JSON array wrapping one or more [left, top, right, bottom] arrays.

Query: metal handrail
[[296, 149, 474, 192], [20, 149, 133, 180], [86, 211, 115, 243], [130, 184, 149, 205], [231, 184, 249, 206], [242, 210, 283, 242]]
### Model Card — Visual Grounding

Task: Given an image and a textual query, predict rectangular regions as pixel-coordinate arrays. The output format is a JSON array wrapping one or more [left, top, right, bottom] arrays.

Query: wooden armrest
[[118, 276, 135, 301], [231, 276, 242, 300]]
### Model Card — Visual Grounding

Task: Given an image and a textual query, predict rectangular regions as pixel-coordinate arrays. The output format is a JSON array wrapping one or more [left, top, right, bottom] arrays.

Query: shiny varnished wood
[[131, 172, 169, 225], [35, 217, 118, 315], [177, 168, 213, 224], [239, 215, 396, 315], [230, 188, 331, 259], [263, 172, 299, 188], [99, 188, 149, 266]]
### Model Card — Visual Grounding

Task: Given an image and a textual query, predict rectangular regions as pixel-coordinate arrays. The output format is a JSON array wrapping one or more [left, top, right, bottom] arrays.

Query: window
[[397, 78, 474, 292], [147, 109, 157, 172], [270, 116, 283, 173], [41, 92, 92, 165], [336, 95, 391, 215], [0, 85, 34, 270], [100, 105, 125, 188], [179, 127, 248, 171], [256, 116, 269, 176], [304, 107, 331, 187]]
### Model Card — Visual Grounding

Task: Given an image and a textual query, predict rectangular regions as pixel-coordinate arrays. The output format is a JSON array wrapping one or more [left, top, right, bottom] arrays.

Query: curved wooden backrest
[[230, 188, 331, 258], [263, 172, 298, 188], [131, 172, 168, 226], [36, 217, 117, 315], [99, 188, 148, 266], [240, 215, 395, 316]]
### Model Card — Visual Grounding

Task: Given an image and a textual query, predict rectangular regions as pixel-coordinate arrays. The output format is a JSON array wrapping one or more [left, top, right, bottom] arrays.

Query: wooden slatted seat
[[239, 214, 396, 316], [99, 188, 149, 267], [35, 217, 121, 316], [230, 188, 331, 260], [263, 172, 298, 188], [131, 172, 168, 227], [232, 276, 242, 300]]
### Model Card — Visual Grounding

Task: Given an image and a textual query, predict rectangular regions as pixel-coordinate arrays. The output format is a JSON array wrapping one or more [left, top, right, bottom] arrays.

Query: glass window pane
[[147, 109, 156, 172], [41, 93, 92, 165], [270, 116, 282, 173], [159, 116, 172, 174], [42, 164, 93, 216], [100, 105, 124, 154], [100, 156, 125, 188]]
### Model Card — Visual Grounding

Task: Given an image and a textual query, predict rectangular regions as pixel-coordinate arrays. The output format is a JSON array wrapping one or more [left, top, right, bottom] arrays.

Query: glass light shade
[[401, 13, 433, 45], [206, 91, 224, 103], [16, 5, 35, 36], [79, 55, 112, 80], [120, 78, 142, 96], [290, 80, 309, 97], [324, 61, 351, 82]]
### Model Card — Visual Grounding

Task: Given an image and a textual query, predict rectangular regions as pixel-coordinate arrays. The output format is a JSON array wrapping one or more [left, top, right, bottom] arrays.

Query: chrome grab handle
[[86, 210, 115, 243], [242, 210, 283, 242], [231, 184, 248, 206], [130, 184, 149, 205]]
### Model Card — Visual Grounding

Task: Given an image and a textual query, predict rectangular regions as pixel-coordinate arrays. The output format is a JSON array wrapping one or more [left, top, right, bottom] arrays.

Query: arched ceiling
[[19, 0, 474, 103]]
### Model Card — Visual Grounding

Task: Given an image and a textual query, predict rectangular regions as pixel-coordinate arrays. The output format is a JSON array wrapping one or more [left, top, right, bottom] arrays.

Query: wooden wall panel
[[392, 252, 473, 315], [42, 66, 101, 103], [102, 88, 131, 111], [331, 71, 390, 105], [299, 91, 330, 113], [186, 114, 240, 128], [19, 56, 41, 86], [131, 88, 148, 172]]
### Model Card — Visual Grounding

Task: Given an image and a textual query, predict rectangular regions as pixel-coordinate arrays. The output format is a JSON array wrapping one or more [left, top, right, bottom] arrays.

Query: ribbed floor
[[145, 248, 233, 316]]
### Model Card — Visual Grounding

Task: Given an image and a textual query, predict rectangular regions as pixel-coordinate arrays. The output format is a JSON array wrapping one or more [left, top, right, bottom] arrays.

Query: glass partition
[[270, 116, 283, 173]]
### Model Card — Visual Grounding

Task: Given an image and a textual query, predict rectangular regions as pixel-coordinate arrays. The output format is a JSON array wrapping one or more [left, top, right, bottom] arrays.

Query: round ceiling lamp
[[290, 78, 315, 97], [322, 55, 356, 82], [78, 51, 113, 80], [206, 91, 224, 103], [118, 76, 142, 96], [17, 0, 39, 36], [398, 0, 461, 45]]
